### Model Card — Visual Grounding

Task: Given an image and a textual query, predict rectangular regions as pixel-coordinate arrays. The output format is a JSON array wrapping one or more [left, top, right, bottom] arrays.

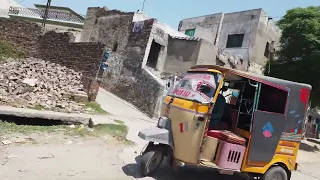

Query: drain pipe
[[214, 12, 224, 46]]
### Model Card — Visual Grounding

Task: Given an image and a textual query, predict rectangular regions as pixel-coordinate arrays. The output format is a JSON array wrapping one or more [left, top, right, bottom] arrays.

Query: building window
[[264, 42, 270, 58], [226, 34, 244, 48], [185, 29, 196, 37]]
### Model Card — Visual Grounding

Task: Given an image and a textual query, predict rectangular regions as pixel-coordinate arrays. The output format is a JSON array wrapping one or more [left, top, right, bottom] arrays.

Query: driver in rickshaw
[[209, 86, 231, 131]]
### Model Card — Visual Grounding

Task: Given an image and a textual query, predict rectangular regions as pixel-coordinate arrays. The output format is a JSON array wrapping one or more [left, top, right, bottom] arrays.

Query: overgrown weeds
[[0, 119, 132, 144], [0, 41, 25, 61], [85, 102, 109, 114]]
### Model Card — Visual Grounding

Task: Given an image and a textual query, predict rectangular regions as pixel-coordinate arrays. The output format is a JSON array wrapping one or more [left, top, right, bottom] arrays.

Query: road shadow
[[300, 142, 319, 152], [122, 155, 246, 180]]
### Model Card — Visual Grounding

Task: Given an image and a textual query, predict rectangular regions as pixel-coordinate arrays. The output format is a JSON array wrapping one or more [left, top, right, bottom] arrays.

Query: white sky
[[0, 0, 24, 9]]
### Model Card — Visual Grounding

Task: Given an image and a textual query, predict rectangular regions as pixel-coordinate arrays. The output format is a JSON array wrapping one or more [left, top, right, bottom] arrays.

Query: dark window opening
[[146, 40, 162, 69], [258, 84, 287, 114], [226, 34, 244, 48], [264, 42, 270, 58], [112, 42, 118, 52]]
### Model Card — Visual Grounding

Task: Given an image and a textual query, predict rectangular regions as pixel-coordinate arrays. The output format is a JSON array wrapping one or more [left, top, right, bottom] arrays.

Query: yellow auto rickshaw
[[138, 65, 311, 180]]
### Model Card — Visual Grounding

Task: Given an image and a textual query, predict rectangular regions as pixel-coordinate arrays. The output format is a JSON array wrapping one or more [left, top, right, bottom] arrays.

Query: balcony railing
[[3, 7, 85, 24], [0, 9, 9, 18]]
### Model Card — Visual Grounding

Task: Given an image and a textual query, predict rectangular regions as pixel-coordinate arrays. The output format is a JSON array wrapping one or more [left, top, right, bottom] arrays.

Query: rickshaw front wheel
[[261, 166, 288, 180], [140, 150, 164, 177]]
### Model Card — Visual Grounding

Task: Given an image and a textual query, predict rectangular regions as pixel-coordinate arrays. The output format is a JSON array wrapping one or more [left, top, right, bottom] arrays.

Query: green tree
[[265, 6, 320, 105]]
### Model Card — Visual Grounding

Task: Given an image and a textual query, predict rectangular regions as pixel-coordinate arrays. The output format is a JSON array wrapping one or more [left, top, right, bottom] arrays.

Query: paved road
[[292, 163, 320, 180], [96, 88, 152, 121]]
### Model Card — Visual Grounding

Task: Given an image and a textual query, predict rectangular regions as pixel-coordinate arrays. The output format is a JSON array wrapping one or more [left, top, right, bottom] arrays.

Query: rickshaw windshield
[[168, 72, 222, 102]]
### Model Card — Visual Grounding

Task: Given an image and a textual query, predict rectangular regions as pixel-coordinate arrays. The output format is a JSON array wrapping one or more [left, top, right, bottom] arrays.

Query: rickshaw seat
[[207, 130, 246, 146], [207, 130, 222, 139]]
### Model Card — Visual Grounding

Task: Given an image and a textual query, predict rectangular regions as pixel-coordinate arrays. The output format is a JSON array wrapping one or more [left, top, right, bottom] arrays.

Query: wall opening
[[146, 40, 162, 69], [112, 42, 118, 52], [264, 42, 270, 58], [226, 34, 244, 48]]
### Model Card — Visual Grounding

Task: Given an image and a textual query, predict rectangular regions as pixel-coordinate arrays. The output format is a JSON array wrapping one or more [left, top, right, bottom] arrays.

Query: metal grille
[[6, 7, 84, 24], [0, 9, 9, 18]]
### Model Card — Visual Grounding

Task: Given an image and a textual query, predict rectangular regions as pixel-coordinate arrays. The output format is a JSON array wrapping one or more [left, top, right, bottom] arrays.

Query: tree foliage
[[265, 6, 320, 106]]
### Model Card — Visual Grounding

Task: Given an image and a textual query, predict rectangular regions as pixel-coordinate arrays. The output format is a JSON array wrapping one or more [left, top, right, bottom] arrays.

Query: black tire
[[140, 150, 164, 177], [261, 166, 288, 180]]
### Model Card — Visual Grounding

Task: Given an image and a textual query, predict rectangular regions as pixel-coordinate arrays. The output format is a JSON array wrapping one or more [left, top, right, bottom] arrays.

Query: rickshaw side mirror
[[199, 84, 211, 94]]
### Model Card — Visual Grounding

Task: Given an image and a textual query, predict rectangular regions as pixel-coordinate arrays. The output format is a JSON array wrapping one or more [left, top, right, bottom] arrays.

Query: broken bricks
[[0, 58, 89, 113]]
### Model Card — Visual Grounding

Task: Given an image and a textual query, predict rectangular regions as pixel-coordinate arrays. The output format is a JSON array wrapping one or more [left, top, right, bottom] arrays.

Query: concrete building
[[179, 8, 281, 74], [80, 7, 248, 118], [132, 12, 247, 76]]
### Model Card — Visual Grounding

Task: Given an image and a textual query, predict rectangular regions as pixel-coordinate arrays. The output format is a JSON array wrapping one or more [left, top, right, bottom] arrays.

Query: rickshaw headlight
[[157, 117, 168, 128], [157, 118, 165, 128]]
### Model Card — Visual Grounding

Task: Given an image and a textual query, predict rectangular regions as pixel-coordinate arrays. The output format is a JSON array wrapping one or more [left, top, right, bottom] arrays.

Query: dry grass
[[0, 120, 132, 144]]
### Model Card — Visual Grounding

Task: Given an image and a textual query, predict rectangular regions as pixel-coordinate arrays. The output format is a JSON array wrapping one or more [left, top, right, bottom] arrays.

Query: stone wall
[[0, 18, 42, 56], [100, 18, 164, 117], [81, 8, 134, 51], [81, 7, 135, 97], [0, 18, 105, 99]]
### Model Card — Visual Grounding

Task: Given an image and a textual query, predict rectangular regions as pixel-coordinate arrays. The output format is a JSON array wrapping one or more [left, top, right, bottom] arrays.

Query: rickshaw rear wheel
[[261, 166, 288, 180], [140, 150, 164, 177]]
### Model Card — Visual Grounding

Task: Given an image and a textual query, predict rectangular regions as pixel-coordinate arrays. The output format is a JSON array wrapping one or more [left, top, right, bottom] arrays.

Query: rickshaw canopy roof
[[190, 65, 312, 91]]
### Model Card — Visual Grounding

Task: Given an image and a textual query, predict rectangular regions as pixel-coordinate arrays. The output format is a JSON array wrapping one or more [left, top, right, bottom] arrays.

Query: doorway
[[147, 40, 162, 69]]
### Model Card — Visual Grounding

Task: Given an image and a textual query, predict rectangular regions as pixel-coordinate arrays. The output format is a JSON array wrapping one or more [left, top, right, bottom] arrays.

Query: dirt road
[[0, 138, 245, 180], [0, 139, 125, 180], [1, 131, 319, 180]]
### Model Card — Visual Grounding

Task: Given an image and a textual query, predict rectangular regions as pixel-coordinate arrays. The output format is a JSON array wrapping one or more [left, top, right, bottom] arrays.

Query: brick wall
[[0, 18, 42, 56], [36, 31, 105, 92], [88, 80, 101, 101], [0, 18, 105, 100]]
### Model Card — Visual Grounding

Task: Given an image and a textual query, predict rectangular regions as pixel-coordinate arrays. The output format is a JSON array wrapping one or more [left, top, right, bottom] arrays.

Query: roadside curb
[[307, 138, 320, 145]]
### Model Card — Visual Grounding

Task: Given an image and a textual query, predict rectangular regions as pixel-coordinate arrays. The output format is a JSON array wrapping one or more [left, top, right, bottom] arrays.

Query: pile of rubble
[[0, 58, 88, 113]]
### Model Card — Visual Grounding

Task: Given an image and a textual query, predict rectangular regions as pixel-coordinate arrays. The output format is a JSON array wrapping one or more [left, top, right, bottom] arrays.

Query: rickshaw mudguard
[[138, 127, 174, 149]]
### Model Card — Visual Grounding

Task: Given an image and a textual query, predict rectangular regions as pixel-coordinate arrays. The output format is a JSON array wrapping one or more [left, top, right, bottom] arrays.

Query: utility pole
[[42, 0, 52, 27], [142, 0, 146, 11]]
